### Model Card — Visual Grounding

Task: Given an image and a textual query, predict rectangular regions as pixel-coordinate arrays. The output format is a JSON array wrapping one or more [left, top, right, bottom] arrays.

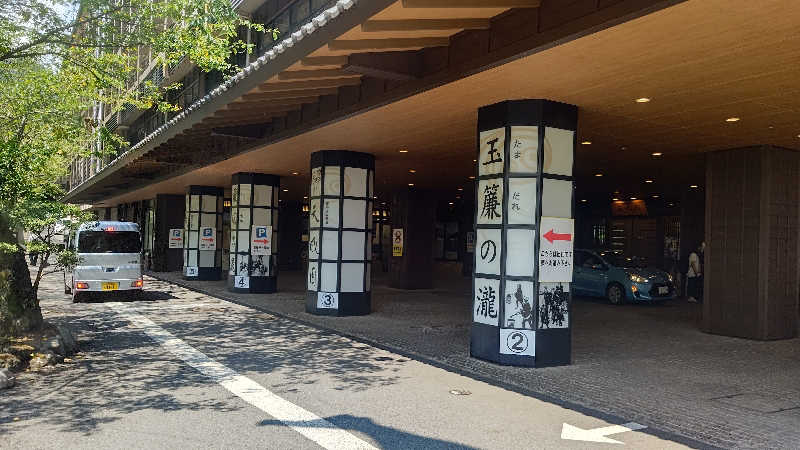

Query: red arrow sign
[[253, 239, 269, 244], [543, 229, 572, 243]]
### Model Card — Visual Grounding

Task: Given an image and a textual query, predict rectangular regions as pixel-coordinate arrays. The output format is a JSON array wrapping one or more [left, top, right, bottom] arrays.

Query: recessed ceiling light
[[468, 176, 475, 180], [282, 189, 288, 192], [652, 194, 660, 198], [797, 134, 800, 138], [690, 185, 698, 188], [636, 98, 651, 103], [303, 196, 308, 199], [291, 171, 299, 175], [612, 198, 620, 201], [726, 117, 740, 122], [448, 202, 454, 205], [595, 173, 603, 177], [645, 179, 653, 183], [399, 149, 409, 153], [581, 141, 592, 145], [630, 197, 637, 200], [409, 169, 416, 173], [581, 199, 587, 202], [473, 159, 477, 162], [652, 152, 662, 157], [408, 183, 414, 186], [456, 196, 461, 199], [457, 187, 463, 191], [621, 146, 627, 150]]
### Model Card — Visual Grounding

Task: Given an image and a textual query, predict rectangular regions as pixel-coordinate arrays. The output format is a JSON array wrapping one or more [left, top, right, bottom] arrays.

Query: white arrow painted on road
[[561, 422, 647, 444]]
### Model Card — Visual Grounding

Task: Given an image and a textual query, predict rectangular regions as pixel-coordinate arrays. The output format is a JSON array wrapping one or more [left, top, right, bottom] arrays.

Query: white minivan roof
[[77, 221, 140, 232]]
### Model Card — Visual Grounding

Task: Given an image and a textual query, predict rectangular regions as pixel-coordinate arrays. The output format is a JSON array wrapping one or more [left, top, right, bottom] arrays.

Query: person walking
[[687, 242, 705, 303]]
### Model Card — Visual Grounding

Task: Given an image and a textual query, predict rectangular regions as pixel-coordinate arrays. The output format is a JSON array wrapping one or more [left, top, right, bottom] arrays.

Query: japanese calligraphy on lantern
[[499, 328, 535, 356], [473, 277, 500, 326], [475, 228, 501, 275], [168, 229, 184, 248], [479, 128, 505, 176], [508, 178, 537, 224], [539, 217, 574, 282], [317, 292, 338, 309], [199, 227, 216, 251], [477, 179, 503, 225], [251, 225, 272, 256], [504, 280, 535, 330], [234, 275, 250, 289], [509, 126, 539, 174], [392, 228, 403, 257]]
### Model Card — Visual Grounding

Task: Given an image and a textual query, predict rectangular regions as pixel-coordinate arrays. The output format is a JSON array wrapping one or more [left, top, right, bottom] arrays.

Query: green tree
[[0, 0, 273, 335]]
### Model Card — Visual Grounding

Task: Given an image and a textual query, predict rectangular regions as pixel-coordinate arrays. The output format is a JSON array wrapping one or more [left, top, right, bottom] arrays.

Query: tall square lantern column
[[471, 100, 577, 367], [183, 186, 224, 281], [306, 150, 375, 316], [229, 173, 280, 293]]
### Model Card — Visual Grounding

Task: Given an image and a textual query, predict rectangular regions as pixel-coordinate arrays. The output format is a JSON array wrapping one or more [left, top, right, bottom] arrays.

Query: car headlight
[[629, 274, 647, 283]]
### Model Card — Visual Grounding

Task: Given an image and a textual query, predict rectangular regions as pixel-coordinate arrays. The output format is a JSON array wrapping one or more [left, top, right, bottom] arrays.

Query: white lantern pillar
[[306, 150, 375, 316], [183, 186, 223, 280]]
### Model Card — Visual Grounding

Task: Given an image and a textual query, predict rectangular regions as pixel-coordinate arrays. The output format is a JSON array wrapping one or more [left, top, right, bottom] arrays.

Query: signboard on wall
[[392, 228, 404, 257], [612, 199, 648, 216], [538, 217, 574, 282], [234, 275, 250, 289], [199, 227, 216, 251], [251, 225, 272, 256], [168, 229, 184, 249], [465, 231, 476, 254]]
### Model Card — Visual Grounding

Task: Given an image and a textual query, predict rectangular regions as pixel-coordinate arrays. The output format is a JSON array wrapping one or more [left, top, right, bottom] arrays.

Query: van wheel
[[606, 283, 626, 305], [72, 291, 84, 303]]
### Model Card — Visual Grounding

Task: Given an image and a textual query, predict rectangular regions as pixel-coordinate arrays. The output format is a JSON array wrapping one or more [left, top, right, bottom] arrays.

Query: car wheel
[[72, 291, 82, 303], [606, 283, 625, 305]]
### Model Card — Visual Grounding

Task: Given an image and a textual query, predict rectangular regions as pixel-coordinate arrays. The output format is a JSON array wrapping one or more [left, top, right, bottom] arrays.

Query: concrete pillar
[[228, 173, 280, 293], [152, 194, 185, 272], [306, 150, 375, 316], [183, 186, 223, 281], [704, 146, 799, 340], [471, 99, 577, 367], [389, 189, 436, 289]]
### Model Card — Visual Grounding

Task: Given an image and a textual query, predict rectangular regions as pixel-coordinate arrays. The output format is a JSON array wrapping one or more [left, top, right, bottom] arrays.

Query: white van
[[67, 221, 143, 303]]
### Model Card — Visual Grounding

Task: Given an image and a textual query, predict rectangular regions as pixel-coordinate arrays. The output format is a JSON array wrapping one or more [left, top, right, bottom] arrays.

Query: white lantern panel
[[505, 229, 535, 277], [237, 209, 251, 229], [320, 263, 338, 292], [187, 250, 198, 266], [344, 167, 367, 197], [310, 167, 322, 197], [323, 199, 340, 228], [324, 166, 341, 195], [201, 213, 216, 228], [231, 186, 240, 207], [229, 255, 236, 275], [189, 213, 199, 230], [508, 178, 537, 225], [190, 195, 200, 212], [237, 230, 250, 253], [238, 185, 252, 206], [252, 255, 269, 277], [509, 126, 539, 174], [199, 250, 215, 268], [307, 264, 319, 290], [252, 208, 270, 227], [188, 231, 199, 248], [504, 280, 536, 330], [476, 178, 504, 225], [308, 230, 320, 260], [236, 258, 249, 276], [475, 228, 501, 275], [183, 249, 189, 263], [201, 195, 217, 212], [538, 282, 570, 329], [185, 195, 190, 212], [542, 178, 573, 218], [230, 207, 239, 229], [340, 263, 365, 292], [342, 199, 366, 229], [253, 185, 272, 206], [321, 230, 339, 260], [473, 277, 500, 326], [543, 127, 574, 176], [479, 128, 505, 177], [310, 200, 321, 228], [342, 231, 365, 260]]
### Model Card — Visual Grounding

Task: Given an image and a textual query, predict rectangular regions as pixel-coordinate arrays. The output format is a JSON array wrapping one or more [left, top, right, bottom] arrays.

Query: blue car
[[573, 249, 676, 304]]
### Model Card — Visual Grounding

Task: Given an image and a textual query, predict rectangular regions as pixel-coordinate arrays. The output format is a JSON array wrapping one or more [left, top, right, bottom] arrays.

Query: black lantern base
[[305, 291, 371, 316], [227, 276, 277, 294], [184, 267, 222, 281], [470, 324, 571, 368]]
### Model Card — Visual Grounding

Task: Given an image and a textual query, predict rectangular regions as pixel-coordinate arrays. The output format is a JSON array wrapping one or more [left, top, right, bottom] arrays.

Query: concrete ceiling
[[98, 0, 800, 207]]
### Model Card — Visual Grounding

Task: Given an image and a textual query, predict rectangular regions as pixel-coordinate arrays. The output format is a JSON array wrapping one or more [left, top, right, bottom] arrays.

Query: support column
[[389, 189, 436, 289], [704, 146, 799, 340], [152, 194, 185, 272], [471, 99, 577, 368], [228, 173, 280, 293], [306, 150, 374, 316], [183, 186, 223, 281]]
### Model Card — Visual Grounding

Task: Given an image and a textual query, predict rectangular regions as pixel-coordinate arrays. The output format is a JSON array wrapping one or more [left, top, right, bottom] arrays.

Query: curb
[[145, 271, 718, 450]]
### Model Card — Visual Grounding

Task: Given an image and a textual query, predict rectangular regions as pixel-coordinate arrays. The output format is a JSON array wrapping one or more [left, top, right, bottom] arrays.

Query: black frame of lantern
[[183, 185, 223, 281]]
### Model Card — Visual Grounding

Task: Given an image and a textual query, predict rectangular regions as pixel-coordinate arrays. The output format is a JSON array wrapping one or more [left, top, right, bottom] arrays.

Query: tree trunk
[[0, 210, 41, 335]]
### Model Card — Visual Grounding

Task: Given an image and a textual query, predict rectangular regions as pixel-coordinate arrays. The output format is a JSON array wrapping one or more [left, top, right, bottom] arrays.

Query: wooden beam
[[277, 69, 362, 81], [402, 0, 539, 7], [362, 18, 490, 32], [344, 52, 420, 81], [329, 37, 450, 52], [215, 106, 300, 117], [240, 87, 341, 101], [300, 56, 349, 67], [255, 78, 362, 93], [226, 96, 320, 110]]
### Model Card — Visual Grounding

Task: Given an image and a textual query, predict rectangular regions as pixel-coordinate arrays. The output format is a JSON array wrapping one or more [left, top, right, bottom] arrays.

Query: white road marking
[[110, 302, 377, 450], [561, 422, 648, 444]]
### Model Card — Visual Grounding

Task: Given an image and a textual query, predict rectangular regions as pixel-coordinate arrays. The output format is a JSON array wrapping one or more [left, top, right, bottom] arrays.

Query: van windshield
[[78, 231, 141, 253]]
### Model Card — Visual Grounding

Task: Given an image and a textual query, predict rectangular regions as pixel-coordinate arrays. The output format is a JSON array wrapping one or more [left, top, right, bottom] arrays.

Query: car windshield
[[78, 231, 141, 253], [599, 252, 648, 268]]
